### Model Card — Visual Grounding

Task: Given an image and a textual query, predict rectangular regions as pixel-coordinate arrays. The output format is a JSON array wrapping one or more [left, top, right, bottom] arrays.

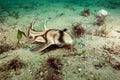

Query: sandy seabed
[[0, 1, 120, 80]]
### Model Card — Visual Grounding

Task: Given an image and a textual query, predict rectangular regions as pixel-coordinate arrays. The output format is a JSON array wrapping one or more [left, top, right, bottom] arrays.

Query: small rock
[[78, 68, 82, 72]]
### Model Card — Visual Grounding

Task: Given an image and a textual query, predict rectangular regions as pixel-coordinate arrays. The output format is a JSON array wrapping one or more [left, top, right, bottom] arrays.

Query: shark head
[[28, 23, 49, 40]]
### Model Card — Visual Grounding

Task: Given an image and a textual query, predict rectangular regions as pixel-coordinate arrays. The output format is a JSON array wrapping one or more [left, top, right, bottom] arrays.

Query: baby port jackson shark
[[27, 20, 73, 53]]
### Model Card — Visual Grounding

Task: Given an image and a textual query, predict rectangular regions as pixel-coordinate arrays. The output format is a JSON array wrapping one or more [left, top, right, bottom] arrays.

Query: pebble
[[40, 72, 43, 75], [28, 70, 33, 74], [78, 68, 82, 72], [67, 60, 71, 65]]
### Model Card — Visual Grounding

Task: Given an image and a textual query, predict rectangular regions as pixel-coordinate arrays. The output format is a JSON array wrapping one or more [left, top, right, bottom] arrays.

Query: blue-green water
[[0, 0, 120, 15], [0, 0, 119, 28], [0, 0, 120, 24], [0, 0, 120, 10]]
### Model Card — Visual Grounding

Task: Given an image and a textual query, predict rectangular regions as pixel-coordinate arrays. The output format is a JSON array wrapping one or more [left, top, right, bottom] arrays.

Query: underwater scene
[[0, 0, 120, 80]]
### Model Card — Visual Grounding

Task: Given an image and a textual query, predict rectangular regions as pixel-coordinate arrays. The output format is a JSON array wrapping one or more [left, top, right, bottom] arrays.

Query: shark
[[27, 20, 73, 53]]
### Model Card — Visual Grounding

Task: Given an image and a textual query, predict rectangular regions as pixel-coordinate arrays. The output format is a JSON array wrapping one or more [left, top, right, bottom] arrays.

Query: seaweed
[[112, 64, 120, 70], [0, 57, 25, 71], [0, 36, 20, 54], [0, 43, 12, 54], [0, 59, 22, 80], [72, 23, 85, 38], [46, 56, 62, 72], [35, 56, 63, 80], [81, 8, 90, 17], [16, 30, 26, 47], [17, 30, 23, 46], [0, 37, 11, 54]]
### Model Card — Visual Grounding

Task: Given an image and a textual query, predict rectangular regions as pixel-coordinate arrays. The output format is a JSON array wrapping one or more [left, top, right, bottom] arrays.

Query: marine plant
[[16, 30, 26, 46], [0, 43, 12, 54], [0, 56, 24, 80], [0, 37, 13, 54], [35, 56, 63, 80], [72, 23, 85, 38], [46, 56, 63, 72], [81, 8, 90, 17], [112, 64, 120, 70], [0, 57, 25, 71]]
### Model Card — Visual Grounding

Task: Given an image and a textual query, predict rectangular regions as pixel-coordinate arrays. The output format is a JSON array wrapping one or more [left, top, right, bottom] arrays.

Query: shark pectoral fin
[[30, 45, 43, 52], [30, 42, 52, 53], [37, 42, 52, 53]]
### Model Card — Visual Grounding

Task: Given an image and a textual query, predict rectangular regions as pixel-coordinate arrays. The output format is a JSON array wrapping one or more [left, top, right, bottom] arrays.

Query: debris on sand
[[94, 9, 108, 26]]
